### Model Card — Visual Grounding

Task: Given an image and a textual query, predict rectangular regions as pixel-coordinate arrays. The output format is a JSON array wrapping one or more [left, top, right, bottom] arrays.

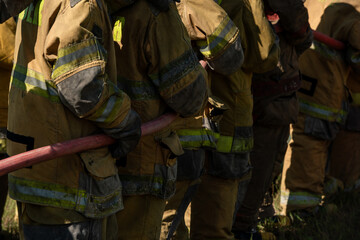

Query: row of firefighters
[[0, 0, 359, 239]]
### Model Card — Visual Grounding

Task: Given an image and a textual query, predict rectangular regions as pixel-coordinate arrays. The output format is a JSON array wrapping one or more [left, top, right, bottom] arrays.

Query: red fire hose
[[0, 113, 177, 176], [273, 24, 345, 51]]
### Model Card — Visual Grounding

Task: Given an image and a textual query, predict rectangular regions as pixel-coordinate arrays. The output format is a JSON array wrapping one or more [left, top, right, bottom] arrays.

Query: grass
[[1, 195, 19, 240], [260, 191, 360, 240], [1, 191, 359, 240]]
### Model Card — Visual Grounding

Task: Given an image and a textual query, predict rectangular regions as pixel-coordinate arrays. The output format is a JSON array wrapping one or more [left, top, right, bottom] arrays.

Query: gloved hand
[[103, 109, 142, 166], [146, 0, 180, 12]]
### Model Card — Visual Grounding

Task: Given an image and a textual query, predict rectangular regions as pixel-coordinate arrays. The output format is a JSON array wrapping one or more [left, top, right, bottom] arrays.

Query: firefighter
[[232, 0, 312, 238], [160, 0, 244, 238], [0, 17, 16, 235], [278, 1, 360, 215], [110, 0, 208, 239], [327, 69, 360, 193], [7, 0, 142, 239], [189, 0, 280, 239]]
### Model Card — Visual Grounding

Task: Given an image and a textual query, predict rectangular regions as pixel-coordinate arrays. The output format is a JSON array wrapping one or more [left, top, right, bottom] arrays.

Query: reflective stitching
[[197, 16, 238, 58], [299, 98, 347, 123], [52, 38, 107, 79], [11, 64, 60, 103]]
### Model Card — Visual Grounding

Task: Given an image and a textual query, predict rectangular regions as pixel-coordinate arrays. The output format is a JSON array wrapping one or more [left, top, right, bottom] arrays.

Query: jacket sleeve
[[176, 0, 244, 75], [146, 3, 208, 117], [45, 0, 136, 136], [347, 21, 360, 73]]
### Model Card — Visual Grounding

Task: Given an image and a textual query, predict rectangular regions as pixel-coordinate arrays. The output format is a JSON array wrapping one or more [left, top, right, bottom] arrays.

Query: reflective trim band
[[350, 51, 360, 64], [8, 175, 87, 212], [299, 98, 347, 123], [231, 136, 254, 153], [87, 82, 126, 125], [312, 41, 342, 60], [52, 37, 107, 80], [197, 15, 238, 59], [120, 175, 176, 199], [113, 16, 125, 42], [11, 64, 60, 103], [280, 190, 321, 207], [217, 135, 253, 153], [149, 50, 198, 92], [18, 0, 44, 26], [177, 129, 218, 149], [118, 77, 159, 101], [177, 128, 253, 153], [351, 92, 360, 106]]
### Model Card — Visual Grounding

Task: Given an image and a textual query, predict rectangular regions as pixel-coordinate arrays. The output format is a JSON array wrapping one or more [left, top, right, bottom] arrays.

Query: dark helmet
[[0, 0, 33, 23]]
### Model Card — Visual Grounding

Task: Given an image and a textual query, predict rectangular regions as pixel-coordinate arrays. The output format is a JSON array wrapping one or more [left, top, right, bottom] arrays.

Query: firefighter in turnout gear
[[189, 0, 280, 239], [161, 0, 244, 238], [110, 0, 208, 239], [0, 17, 16, 235], [278, 1, 360, 214], [7, 0, 141, 239], [232, 0, 313, 238]]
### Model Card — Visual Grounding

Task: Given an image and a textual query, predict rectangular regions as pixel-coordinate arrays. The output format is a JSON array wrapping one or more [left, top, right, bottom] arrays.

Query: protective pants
[[161, 149, 205, 240], [116, 195, 166, 240], [190, 152, 251, 240], [18, 203, 118, 240], [329, 129, 360, 191], [234, 124, 289, 231], [0, 129, 7, 231], [279, 113, 329, 214], [0, 173, 6, 231], [160, 180, 192, 240]]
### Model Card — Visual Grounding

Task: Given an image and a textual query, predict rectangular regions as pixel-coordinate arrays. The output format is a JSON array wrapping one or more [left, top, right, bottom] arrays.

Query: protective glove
[[146, 0, 180, 12], [103, 109, 142, 167]]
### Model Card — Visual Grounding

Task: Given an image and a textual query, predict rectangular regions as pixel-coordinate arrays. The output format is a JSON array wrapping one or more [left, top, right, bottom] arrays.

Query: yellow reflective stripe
[[299, 98, 347, 123], [52, 37, 107, 80], [351, 92, 360, 106], [87, 83, 126, 125], [216, 135, 232, 153], [197, 15, 238, 58], [213, 0, 223, 5], [11, 64, 60, 103], [312, 41, 342, 60], [280, 190, 321, 207], [232, 137, 254, 153], [113, 16, 125, 42], [177, 128, 253, 153], [8, 175, 87, 212], [18, 1, 44, 26], [177, 129, 219, 149]]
